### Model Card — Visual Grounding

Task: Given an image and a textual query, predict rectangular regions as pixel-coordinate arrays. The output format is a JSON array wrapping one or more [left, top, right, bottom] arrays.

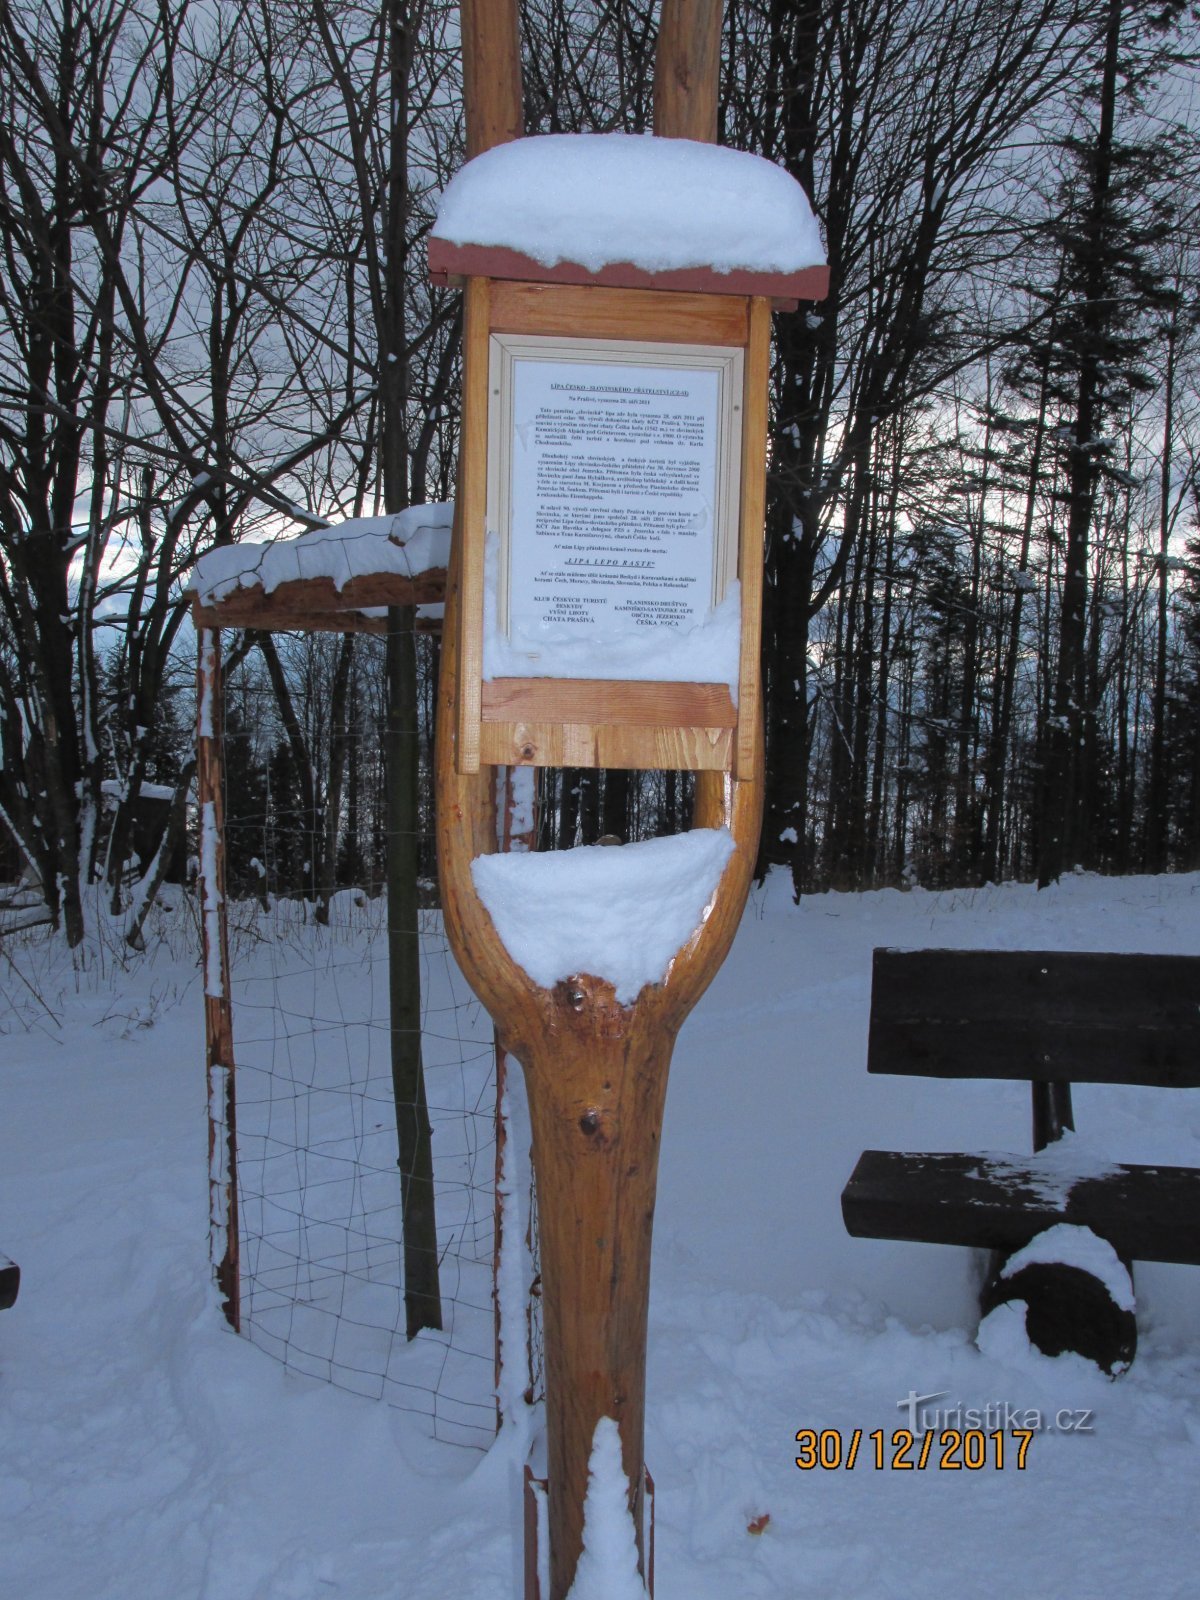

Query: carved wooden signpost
[[436, 4, 827, 1596]]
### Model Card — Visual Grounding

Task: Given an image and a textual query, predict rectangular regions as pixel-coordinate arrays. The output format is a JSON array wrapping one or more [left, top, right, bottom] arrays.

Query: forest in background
[[2, 0, 1199, 944]]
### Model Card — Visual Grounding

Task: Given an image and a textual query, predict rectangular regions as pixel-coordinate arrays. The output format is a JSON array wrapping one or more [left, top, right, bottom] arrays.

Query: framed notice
[[487, 335, 744, 673]]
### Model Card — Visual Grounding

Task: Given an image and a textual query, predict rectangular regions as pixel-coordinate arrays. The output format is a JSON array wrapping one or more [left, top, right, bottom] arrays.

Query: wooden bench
[[0, 1254, 18, 1311], [840, 949, 1200, 1369]]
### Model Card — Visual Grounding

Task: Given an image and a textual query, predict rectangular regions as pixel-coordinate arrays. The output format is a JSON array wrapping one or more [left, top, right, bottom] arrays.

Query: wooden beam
[[428, 238, 828, 309], [462, 0, 523, 159], [654, 0, 722, 143], [481, 678, 736, 729], [479, 720, 732, 772], [868, 949, 1200, 1088], [842, 1149, 1200, 1266], [191, 606, 442, 638], [190, 569, 446, 632], [489, 278, 750, 346]]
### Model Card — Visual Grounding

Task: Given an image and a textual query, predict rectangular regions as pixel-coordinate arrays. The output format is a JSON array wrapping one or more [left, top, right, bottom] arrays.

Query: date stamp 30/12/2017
[[795, 1427, 1034, 1472]]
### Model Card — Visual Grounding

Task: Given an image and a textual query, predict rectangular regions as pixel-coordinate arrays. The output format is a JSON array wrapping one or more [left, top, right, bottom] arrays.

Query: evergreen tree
[[1026, 0, 1186, 883]]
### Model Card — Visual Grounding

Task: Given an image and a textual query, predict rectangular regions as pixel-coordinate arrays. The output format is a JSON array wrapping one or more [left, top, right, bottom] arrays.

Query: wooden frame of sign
[[451, 277, 775, 779]]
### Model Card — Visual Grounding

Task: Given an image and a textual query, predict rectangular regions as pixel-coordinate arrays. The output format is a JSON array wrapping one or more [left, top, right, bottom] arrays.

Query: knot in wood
[[550, 974, 629, 1037], [557, 978, 589, 1011]]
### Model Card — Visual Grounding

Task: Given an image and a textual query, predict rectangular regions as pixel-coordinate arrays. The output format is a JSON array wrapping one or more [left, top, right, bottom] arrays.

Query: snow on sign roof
[[430, 132, 826, 292], [187, 505, 453, 611]]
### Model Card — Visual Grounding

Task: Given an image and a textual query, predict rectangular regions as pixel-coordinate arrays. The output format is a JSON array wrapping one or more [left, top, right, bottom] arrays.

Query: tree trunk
[[316, 634, 355, 924], [1037, 0, 1122, 888], [386, 609, 442, 1337], [382, 0, 442, 1338], [1145, 309, 1179, 872]]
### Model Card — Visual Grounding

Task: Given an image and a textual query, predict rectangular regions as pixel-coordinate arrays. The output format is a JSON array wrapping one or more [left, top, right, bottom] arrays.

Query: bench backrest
[[868, 949, 1200, 1089]]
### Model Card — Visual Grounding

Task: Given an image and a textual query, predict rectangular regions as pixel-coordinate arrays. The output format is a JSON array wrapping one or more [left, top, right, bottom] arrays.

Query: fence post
[[197, 627, 239, 1331]]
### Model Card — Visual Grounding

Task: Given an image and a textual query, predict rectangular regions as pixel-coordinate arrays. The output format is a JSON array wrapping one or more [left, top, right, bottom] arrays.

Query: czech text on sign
[[488, 336, 743, 672]]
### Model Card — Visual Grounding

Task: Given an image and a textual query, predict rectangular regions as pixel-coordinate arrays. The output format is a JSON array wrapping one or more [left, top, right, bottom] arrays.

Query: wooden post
[[653, 0, 722, 143], [494, 765, 540, 1420], [736, 295, 771, 780], [437, 514, 762, 1591], [453, 275, 492, 773], [444, 6, 767, 1593], [461, 0, 523, 159], [197, 628, 240, 1332]]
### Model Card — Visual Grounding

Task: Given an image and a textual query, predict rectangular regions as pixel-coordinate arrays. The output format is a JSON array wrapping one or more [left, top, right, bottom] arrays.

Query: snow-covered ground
[[3, 870, 1199, 1599]]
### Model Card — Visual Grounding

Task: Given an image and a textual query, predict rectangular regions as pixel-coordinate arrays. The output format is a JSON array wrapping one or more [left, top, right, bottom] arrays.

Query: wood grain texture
[[653, 0, 721, 143], [437, 480, 763, 1597], [190, 570, 446, 630], [427, 239, 828, 309], [455, 277, 492, 773], [461, 0, 523, 158], [842, 1149, 1200, 1265], [735, 297, 770, 780], [478, 720, 732, 771], [868, 948, 1200, 1088], [481, 678, 736, 728], [488, 279, 750, 346]]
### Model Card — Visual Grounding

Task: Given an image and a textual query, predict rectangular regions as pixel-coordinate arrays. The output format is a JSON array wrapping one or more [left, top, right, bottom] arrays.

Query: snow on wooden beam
[[185, 507, 451, 637], [190, 572, 446, 635]]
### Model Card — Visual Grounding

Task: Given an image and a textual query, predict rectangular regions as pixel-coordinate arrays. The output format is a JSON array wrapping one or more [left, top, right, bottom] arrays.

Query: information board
[[489, 336, 742, 665]]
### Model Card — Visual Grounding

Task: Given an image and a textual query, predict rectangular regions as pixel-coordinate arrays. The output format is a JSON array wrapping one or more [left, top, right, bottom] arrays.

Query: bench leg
[[1031, 1080, 1074, 1151]]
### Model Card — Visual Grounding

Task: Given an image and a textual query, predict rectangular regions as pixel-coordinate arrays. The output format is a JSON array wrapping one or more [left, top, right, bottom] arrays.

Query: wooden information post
[[436, 6, 826, 1595]]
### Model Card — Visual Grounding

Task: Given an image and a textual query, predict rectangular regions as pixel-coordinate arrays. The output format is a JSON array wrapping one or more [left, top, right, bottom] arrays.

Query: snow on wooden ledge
[[429, 133, 827, 303], [188, 505, 452, 604], [186, 506, 453, 631], [471, 828, 736, 1005]]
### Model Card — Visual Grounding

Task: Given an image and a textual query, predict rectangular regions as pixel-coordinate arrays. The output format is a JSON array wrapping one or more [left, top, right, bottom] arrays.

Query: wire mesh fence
[[228, 889, 502, 1447], [205, 648, 547, 1448], [214, 619, 497, 1443]]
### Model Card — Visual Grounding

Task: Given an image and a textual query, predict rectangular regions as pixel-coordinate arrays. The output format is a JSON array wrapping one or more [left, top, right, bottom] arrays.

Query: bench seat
[[842, 1149, 1200, 1266]]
